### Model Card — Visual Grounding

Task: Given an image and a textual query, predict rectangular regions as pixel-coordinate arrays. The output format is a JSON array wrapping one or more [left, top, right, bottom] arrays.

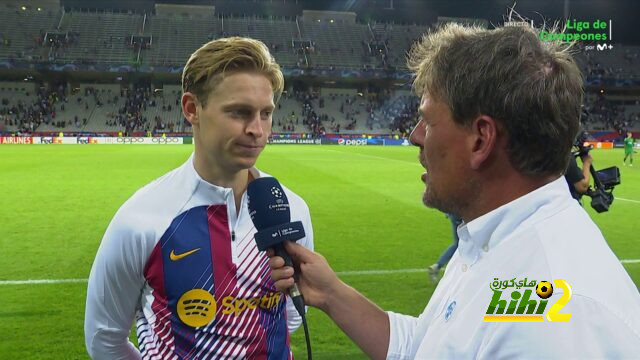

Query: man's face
[[409, 94, 475, 215], [194, 72, 275, 173]]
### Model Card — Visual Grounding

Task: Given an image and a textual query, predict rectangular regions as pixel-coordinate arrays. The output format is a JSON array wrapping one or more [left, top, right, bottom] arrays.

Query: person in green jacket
[[623, 132, 636, 166]]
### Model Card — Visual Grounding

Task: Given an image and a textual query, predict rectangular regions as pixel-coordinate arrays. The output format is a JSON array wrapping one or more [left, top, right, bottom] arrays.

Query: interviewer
[[269, 23, 640, 359]]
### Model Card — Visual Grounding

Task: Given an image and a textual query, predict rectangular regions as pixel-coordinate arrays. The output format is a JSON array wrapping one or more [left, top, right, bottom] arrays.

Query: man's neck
[[193, 152, 251, 214], [462, 171, 558, 223]]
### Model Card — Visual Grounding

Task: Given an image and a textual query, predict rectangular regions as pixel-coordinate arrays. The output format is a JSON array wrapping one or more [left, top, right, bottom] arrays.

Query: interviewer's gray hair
[[408, 21, 583, 176]]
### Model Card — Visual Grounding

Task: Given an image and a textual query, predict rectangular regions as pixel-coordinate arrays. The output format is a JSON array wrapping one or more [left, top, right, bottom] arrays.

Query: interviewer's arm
[[324, 279, 391, 359], [269, 241, 390, 359]]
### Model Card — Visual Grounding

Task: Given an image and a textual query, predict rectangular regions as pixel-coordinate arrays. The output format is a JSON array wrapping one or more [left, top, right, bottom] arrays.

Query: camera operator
[[565, 150, 593, 202]]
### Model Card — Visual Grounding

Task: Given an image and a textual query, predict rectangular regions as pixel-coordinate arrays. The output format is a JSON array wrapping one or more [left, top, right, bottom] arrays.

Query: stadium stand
[[52, 11, 142, 64], [368, 22, 431, 69], [0, 8, 61, 61], [3, 79, 639, 135], [222, 16, 299, 67], [1, 6, 638, 136], [144, 14, 220, 66], [298, 20, 370, 69]]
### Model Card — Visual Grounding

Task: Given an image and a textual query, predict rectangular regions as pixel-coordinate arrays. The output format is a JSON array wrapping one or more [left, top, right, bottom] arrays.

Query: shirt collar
[[186, 152, 262, 195], [456, 176, 572, 265]]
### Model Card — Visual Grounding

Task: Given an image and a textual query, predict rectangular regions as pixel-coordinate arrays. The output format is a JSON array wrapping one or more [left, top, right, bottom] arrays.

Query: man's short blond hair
[[182, 37, 284, 105]]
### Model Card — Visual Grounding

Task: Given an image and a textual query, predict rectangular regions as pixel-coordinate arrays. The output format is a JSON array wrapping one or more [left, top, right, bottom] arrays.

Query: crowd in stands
[[273, 88, 420, 136], [2, 80, 637, 136], [579, 44, 640, 83], [582, 93, 639, 133], [2, 8, 640, 83], [0, 83, 67, 133], [4, 9, 640, 136], [118, 84, 149, 134], [104, 84, 182, 134], [276, 90, 328, 137], [44, 32, 80, 61], [385, 95, 420, 136], [0, 82, 188, 135], [276, 90, 358, 136]]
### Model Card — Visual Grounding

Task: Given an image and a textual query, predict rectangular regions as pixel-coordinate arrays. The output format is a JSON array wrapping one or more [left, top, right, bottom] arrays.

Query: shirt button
[[461, 264, 468, 272], [483, 244, 489, 252]]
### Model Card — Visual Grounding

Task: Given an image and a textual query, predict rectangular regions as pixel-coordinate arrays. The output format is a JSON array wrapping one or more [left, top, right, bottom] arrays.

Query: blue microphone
[[247, 177, 306, 316]]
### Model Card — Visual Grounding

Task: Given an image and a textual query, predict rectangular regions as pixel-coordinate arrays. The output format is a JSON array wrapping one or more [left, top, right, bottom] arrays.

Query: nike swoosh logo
[[170, 248, 201, 261]]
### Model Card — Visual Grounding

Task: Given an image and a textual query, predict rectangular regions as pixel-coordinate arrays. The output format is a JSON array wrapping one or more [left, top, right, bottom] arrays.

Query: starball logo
[[483, 278, 572, 322]]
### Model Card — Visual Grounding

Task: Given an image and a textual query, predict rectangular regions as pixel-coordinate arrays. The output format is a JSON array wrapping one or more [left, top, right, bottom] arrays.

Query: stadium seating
[[2, 79, 638, 134], [0, 8, 61, 61], [1, 8, 639, 135], [0, 8, 637, 79], [298, 20, 370, 69], [222, 17, 299, 67], [56, 11, 143, 64], [144, 14, 220, 66], [369, 22, 431, 68]]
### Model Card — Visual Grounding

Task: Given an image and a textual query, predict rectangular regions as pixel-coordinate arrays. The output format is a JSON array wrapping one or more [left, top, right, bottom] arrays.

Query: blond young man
[[269, 24, 640, 359], [85, 37, 314, 359]]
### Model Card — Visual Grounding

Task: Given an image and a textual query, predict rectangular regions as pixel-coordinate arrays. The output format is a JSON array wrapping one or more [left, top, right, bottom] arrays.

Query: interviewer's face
[[409, 94, 471, 215], [186, 72, 275, 173]]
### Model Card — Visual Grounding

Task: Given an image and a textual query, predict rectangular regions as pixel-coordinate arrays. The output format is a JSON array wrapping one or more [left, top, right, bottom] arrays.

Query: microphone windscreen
[[247, 177, 291, 231]]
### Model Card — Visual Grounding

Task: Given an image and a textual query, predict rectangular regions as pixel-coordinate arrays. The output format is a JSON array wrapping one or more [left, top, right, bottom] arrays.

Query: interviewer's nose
[[409, 119, 424, 147]]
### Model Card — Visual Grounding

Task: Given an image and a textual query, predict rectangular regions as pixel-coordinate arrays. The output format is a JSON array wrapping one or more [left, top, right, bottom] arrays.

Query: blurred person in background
[[427, 213, 462, 283], [623, 131, 636, 166]]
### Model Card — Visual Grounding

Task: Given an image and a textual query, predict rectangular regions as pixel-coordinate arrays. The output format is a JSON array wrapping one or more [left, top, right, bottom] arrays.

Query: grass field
[[0, 144, 638, 359]]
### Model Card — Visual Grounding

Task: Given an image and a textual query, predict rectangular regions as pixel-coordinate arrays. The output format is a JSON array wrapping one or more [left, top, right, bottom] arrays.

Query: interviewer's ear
[[182, 92, 199, 126], [469, 115, 499, 170]]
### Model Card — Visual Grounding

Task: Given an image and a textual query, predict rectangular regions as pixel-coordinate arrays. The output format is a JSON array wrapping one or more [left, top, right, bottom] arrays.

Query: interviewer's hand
[[269, 242, 391, 359], [267, 241, 341, 312]]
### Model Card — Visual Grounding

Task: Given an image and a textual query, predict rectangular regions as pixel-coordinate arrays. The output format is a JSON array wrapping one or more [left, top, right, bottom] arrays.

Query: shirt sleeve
[[84, 215, 152, 359], [285, 198, 315, 333], [564, 156, 584, 185], [476, 294, 640, 359], [386, 311, 422, 360]]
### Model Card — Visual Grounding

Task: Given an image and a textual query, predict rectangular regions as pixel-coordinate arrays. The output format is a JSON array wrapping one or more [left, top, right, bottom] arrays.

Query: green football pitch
[[1, 145, 638, 359]]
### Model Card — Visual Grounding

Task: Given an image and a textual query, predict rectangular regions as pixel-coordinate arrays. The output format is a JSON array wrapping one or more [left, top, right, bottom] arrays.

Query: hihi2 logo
[[483, 278, 572, 322]]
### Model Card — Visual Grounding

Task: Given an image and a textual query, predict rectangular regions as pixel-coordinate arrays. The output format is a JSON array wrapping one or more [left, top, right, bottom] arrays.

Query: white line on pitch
[[2, 259, 639, 285], [0, 278, 87, 285], [617, 197, 640, 204], [336, 268, 426, 276]]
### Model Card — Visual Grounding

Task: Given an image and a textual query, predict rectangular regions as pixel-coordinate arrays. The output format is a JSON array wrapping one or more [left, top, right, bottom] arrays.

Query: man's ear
[[182, 92, 199, 127], [469, 115, 499, 170]]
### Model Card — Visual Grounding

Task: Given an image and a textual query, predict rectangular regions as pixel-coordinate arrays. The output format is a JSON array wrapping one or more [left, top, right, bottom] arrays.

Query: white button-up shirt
[[387, 177, 640, 359]]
